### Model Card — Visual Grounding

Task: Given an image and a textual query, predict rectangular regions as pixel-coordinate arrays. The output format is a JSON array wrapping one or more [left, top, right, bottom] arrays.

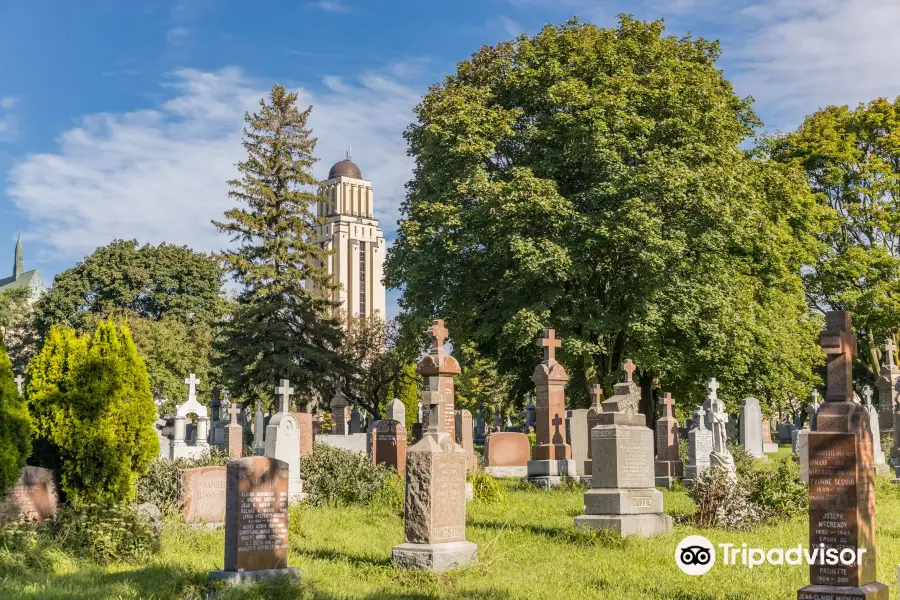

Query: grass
[[3, 446, 900, 599]]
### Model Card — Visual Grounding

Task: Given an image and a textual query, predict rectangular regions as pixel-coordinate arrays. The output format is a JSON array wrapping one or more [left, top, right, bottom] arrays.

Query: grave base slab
[[526, 459, 575, 477], [654, 475, 677, 489], [763, 443, 779, 453], [574, 513, 672, 538], [209, 568, 300, 586], [392, 541, 477, 573], [484, 466, 527, 478], [797, 582, 889, 600], [522, 475, 575, 490]]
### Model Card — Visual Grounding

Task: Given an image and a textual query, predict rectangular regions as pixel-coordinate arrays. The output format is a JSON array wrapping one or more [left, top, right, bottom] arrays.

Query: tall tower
[[311, 155, 386, 320], [13, 233, 23, 280]]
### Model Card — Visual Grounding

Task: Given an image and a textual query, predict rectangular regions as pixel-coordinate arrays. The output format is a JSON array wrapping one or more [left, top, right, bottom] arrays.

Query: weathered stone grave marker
[[181, 466, 227, 524], [684, 406, 712, 487], [484, 432, 530, 477], [0, 467, 58, 523], [368, 419, 407, 476], [654, 392, 683, 488], [455, 409, 477, 473], [739, 397, 766, 459]]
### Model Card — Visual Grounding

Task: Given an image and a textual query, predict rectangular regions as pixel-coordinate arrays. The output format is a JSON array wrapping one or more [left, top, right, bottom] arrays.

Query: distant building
[[309, 155, 386, 320], [0, 234, 47, 300]]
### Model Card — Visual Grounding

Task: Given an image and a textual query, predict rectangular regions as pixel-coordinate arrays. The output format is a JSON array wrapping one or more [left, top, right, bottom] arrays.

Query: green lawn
[[4, 447, 900, 600]]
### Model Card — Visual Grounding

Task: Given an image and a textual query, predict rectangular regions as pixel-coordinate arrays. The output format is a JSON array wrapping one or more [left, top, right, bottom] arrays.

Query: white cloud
[[166, 27, 189, 45], [6, 66, 419, 261], [0, 95, 18, 141]]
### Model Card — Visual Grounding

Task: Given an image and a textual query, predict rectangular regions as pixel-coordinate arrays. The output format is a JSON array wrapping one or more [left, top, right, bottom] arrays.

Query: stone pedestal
[[566, 409, 590, 477], [526, 330, 573, 487]]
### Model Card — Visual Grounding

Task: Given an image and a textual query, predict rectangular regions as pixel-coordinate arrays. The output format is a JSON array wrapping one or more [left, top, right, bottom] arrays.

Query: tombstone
[[208, 456, 299, 584], [170, 373, 211, 460], [739, 397, 766, 459], [474, 409, 486, 444], [654, 393, 683, 489], [725, 418, 739, 443], [778, 421, 796, 444], [253, 399, 266, 455], [226, 403, 243, 460], [526, 329, 574, 488], [331, 382, 350, 435], [701, 378, 720, 430], [761, 417, 778, 453], [583, 385, 604, 477], [290, 410, 314, 458], [411, 423, 424, 444], [483, 432, 530, 477], [566, 408, 590, 478], [860, 386, 888, 474], [392, 319, 477, 572], [13, 374, 24, 395], [264, 379, 303, 502], [0, 467, 59, 523], [574, 358, 672, 537], [386, 398, 406, 426], [684, 406, 712, 487], [798, 390, 821, 483], [349, 402, 362, 434], [709, 397, 736, 480], [454, 410, 477, 473], [525, 397, 536, 430], [368, 420, 407, 476], [876, 337, 899, 436], [797, 311, 888, 600], [180, 466, 227, 524]]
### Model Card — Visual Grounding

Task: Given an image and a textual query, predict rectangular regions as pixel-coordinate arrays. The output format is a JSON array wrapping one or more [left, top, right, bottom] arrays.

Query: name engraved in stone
[[430, 453, 465, 544], [536, 388, 549, 411], [237, 490, 289, 553], [633, 496, 651, 508]]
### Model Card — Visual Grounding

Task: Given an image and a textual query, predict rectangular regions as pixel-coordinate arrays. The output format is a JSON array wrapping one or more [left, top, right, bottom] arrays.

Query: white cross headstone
[[13, 375, 24, 395], [707, 378, 719, 400], [275, 379, 295, 414], [184, 373, 200, 399], [863, 385, 873, 406]]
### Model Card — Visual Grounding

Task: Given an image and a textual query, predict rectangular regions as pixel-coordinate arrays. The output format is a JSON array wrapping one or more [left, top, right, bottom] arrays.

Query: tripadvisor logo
[[675, 536, 868, 575]]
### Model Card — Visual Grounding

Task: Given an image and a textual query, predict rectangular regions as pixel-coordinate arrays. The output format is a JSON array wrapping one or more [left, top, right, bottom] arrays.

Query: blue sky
[[1, 0, 898, 318]]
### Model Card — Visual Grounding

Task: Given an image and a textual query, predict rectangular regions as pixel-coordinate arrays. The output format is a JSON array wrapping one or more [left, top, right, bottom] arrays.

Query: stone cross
[[623, 359, 636, 382], [275, 379, 294, 414], [886, 338, 897, 368], [819, 311, 857, 402], [429, 320, 449, 356], [13, 374, 23, 395], [590, 384, 604, 409], [707, 378, 719, 400], [228, 402, 240, 426], [862, 385, 873, 406], [811, 389, 819, 405], [538, 329, 561, 363], [184, 373, 200, 399], [661, 392, 675, 418]]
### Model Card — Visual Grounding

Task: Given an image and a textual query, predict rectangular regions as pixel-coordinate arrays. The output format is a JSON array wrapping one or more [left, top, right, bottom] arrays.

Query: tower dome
[[328, 159, 362, 179]]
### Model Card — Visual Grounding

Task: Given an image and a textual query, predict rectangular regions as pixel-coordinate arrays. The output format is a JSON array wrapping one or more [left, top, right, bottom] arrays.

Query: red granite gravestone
[[369, 419, 407, 476], [417, 320, 460, 441], [209, 456, 299, 584], [654, 393, 683, 488], [484, 432, 531, 467], [0, 467, 58, 523], [225, 403, 243, 460], [798, 311, 887, 600], [291, 411, 314, 457], [181, 466, 227, 524]]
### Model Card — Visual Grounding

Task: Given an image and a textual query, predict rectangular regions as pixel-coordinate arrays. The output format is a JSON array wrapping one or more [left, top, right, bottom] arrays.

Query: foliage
[[26, 321, 159, 504], [299, 442, 397, 507], [677, 436, 689, 467], [0, 334, 30, 498], [46, 503, 160, 562], [0, 287, 39, 371], [384, 361, 420, 433], [746, 457, 808, 520], [213, 85, 346, 408], [368, 472, 405, 517], [468, 470, 506, 503], [767, 97, 900, 376], [134, 448, 231, 516], [688, 466, 761, 530], [385, 16, 825, 416], [728, 442, 756, 479], [454, 341, 516, 415]]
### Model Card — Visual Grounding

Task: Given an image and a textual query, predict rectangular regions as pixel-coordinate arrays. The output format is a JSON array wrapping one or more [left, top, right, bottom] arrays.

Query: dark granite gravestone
[[0, 467, 58, 523], [797, 311, 887, 600], [369, 419, 407, 476], [209, 456, 299, 585]]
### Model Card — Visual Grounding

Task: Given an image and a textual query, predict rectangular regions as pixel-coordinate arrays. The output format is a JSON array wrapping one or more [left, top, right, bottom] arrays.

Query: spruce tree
[[213, 85, 346, 405], [0, 333, 30, 498]]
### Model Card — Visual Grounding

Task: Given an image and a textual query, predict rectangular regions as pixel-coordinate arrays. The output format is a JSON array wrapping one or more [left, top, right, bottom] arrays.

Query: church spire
[[13, 232, 23, 279]]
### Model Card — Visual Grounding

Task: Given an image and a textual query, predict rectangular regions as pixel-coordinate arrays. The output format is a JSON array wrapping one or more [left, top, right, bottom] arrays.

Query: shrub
[[48, 503, 160, 562], [369, 473, 404, 516], [747, 457, 807, 520], [469, 470, 505, 503], [0, 336, 30, 498], [27, 321, 159, 504], [300, 443, 396, 507], [134, 448, 231, 516], [881, 432, 893, 456], [727, 443, 755, 479], [688, 467, 760, 530], [678, 437, 689, 467]]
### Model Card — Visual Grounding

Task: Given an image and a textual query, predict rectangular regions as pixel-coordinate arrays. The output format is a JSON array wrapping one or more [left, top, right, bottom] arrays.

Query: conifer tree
[[0, 333, 30, 498], [213, 85, 346, 405], [26, 321, 158, 504]]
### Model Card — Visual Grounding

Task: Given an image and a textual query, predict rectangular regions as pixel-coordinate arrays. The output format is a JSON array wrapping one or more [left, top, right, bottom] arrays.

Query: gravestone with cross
[[582, 384, 606, 477], [416, 320, 461, 440], [393, 319, 476, 572], [264, 379, 303, 501], [701, 377, 721, 431], [226, 402, 243, 460], [526, 329, 574, 488], [330, 381, 350, 435], [860, 385, 888, 473], [575, 358, 672, 537], [798, 311, 888, 600], [13, 374, 24, 396], [654, 393, 684, 488], [684, 406, 713, 487], [876, 337, 900, 438], [170, 373, 210, 459]]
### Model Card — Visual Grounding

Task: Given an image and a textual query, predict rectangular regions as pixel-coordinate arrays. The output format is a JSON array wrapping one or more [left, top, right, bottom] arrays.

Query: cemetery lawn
[[5, 448, 900, 600]]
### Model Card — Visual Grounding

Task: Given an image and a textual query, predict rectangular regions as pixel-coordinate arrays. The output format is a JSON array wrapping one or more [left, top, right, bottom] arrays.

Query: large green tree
[[213, 85, 346, 407], [0, 333, 31, 498], [26, 321, 158, 504], [0, 287, 39, 371], [767, 97, 900, 377], [386, 17, 826, 416]]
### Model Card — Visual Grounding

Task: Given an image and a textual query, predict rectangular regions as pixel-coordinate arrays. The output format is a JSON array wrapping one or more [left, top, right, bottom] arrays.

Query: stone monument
[[180, 466, 227, 524], [566, 408, 590, 478], [526, 329, 574, 487], [709, 398, 736, 480], [474, 408, 485, 444], [583, 384, 604, 478], [0, 467, 59, 523], [331, 382, 350, 435], [797, 311, 887, 600], [387, 398, 406, 425], [876, 337, 899, 435], [253, 399, 265, 455], [654, 392, 683, 489], [170, 373, 211, 460], [226, 402, 243, 460], [739, 397, 766, 460], [798, 390, 821, 484], [684, 406, 712, 488], [484, 432, 531, 477], [209, 456, 299, 584], [13, 374, 23, 395], [368, 420, 407, 476], [455, 409, 477, 473], [862, 385, 888, 474], [264, 379, 303, 502], [761, 417, 778, 453], [574, 359, 672, 537], [392, 319, 476, 572]]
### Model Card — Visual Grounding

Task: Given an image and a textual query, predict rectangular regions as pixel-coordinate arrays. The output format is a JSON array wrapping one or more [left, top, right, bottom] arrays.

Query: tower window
[[359, 242, 366, 315]]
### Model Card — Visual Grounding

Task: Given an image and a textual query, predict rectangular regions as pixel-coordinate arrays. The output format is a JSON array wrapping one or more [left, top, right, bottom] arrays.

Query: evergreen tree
[[26, 321, 158, 504], [213, 85, 346, 406], [0, 333, 31, 498]]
